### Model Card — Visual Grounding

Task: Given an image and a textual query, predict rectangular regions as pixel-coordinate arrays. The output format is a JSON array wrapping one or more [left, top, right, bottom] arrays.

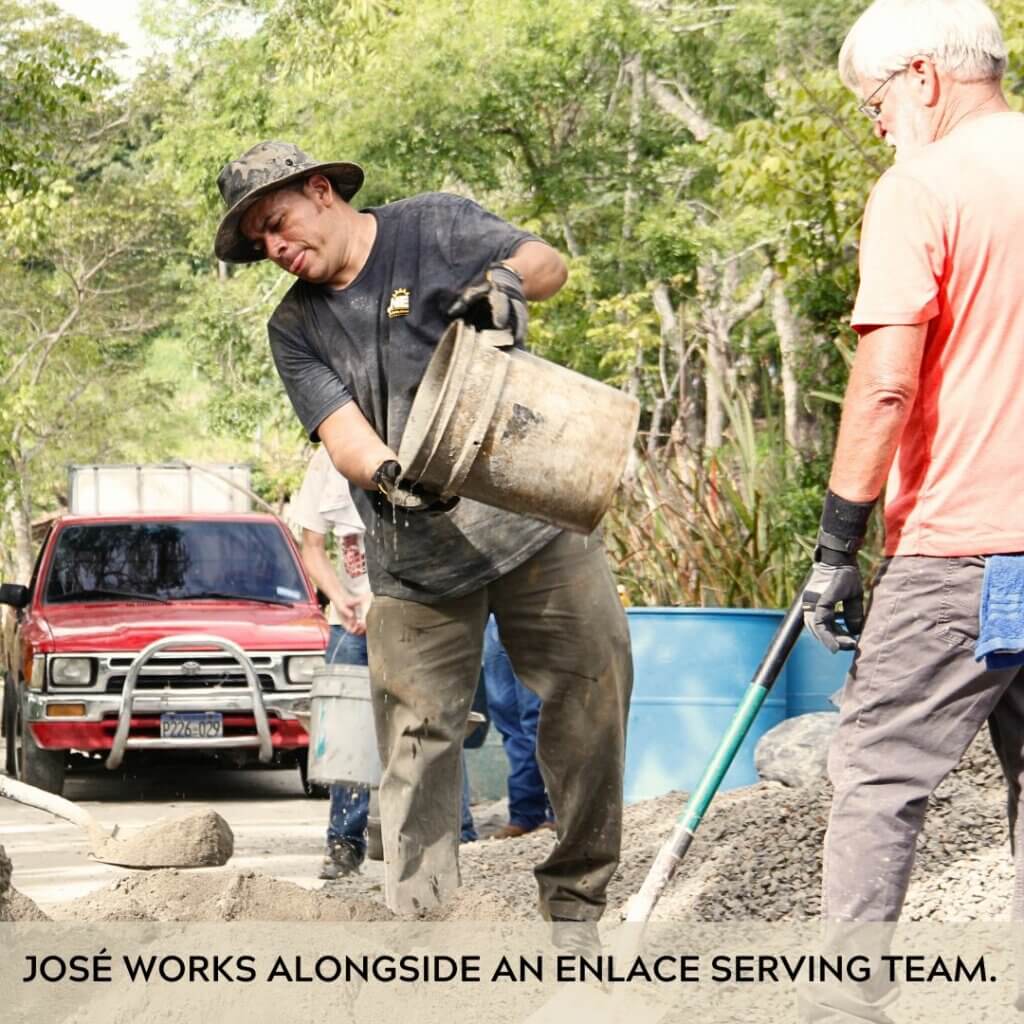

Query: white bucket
[[307, 664, 382, 786]]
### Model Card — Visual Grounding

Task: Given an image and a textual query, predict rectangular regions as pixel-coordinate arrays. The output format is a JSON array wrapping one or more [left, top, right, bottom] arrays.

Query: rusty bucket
[[397, 323, 639, 534]]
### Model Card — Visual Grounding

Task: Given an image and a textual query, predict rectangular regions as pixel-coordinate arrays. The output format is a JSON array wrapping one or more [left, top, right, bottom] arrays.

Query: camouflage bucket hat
[[214, 140, 364, 264]]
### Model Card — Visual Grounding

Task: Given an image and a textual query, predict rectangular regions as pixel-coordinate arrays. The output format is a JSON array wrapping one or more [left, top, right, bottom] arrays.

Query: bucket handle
[[477, 329, 516, 350]]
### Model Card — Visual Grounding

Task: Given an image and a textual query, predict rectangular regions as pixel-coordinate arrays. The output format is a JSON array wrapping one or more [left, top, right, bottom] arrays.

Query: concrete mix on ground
[[1, 735, 1013, 923]]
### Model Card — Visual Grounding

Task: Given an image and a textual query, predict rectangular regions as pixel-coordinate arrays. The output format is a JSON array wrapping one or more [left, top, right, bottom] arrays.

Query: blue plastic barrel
[[786, 631, 854, 717], [624, 608, 789, 802]]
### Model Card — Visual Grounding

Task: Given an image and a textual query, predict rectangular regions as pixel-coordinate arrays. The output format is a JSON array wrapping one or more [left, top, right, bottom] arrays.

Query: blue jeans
[[326, 627, 371, 853], [327, 626, 476, 846], [460, 761, 477, 842], [482, 616, 550, 830]]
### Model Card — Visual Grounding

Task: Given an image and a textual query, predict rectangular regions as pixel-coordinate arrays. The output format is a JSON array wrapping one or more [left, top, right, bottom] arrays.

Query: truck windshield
[[44, 521, 308, 605]]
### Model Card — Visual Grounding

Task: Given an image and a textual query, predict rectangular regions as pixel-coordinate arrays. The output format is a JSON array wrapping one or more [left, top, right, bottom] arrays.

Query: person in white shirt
[[290, 446, 373, 877], [291, 448, 475, 878]]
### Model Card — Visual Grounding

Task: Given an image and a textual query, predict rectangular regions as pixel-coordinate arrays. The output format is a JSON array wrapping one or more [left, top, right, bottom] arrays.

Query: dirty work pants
[[483, 615, 551, 831], [366, 530, 632, 919], [799, 555, 1024, 1023], [326, 627, 476, 848]]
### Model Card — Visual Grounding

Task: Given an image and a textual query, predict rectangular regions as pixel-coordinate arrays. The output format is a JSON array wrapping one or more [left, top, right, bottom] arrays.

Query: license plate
[[160, 712, 223, 739]]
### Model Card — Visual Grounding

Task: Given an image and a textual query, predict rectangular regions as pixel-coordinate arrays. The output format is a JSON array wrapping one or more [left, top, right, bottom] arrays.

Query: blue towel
[[976, 555, 1024, 670]]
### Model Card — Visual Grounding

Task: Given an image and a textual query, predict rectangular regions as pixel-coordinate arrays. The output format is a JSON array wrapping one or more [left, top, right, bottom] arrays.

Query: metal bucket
[[397, 323, 640, 534], [307, 664, 381, 786]]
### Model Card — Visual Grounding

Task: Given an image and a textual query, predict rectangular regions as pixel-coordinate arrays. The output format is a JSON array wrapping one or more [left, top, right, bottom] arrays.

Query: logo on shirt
[[387, 288, 411, 318]]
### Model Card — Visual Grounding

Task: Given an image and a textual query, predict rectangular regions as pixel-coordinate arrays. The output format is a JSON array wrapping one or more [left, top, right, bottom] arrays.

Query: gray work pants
[[365, 530, 633, 919], [800, 555, 1024, 1022]]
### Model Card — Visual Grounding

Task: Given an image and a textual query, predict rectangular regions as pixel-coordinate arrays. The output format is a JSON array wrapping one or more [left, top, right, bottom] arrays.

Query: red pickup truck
[[0, 511, 329, 795]]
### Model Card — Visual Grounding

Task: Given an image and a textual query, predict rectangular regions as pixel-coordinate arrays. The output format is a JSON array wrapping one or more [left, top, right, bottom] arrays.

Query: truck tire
[[12, 692, 66, 795], [296, 749, 329, 799], [2, 673, 16, 776]]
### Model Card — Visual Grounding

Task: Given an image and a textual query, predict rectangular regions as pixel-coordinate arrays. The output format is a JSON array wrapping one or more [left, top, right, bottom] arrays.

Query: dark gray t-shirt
[[269, 192, 561, 603]]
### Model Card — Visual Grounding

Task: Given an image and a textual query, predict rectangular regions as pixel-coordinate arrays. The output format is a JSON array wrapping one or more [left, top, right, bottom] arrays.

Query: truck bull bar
[[105, 634, 274, 770]]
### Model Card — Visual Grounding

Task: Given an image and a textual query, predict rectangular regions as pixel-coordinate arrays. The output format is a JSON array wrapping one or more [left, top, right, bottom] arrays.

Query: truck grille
[[96, 651, 291, 692], [104, 673, 276, 693]]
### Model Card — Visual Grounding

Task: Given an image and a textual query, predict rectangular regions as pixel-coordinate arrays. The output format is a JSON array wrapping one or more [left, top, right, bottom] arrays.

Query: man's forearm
[[301, 532, 352, 609], [503, 241, 568, 302], [828, 323, 927, 501], [317, 402, 397, 489]]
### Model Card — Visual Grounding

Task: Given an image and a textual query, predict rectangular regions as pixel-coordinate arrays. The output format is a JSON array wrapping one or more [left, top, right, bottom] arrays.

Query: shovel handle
[[624, 579, 810, 924], [0, 774, 104, 833]]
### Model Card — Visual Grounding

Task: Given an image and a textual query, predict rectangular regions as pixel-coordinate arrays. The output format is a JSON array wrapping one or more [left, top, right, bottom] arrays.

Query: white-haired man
[[800, 0, 1024, 1018]]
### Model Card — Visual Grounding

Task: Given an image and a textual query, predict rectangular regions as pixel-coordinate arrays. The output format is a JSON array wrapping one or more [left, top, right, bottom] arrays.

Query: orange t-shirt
[[851, 111, 1024, 557]]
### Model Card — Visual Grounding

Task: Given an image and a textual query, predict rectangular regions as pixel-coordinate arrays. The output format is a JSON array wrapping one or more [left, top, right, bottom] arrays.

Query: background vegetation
[[3, 0, 1021, 603]]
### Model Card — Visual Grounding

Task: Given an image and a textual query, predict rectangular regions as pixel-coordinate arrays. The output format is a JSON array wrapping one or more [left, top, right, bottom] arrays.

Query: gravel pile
[[625, 733, 1013, 922], [38, 734, 1017, 923]]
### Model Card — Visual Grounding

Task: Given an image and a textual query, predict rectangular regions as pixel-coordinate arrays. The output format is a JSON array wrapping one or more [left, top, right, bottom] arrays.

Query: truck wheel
[[2, 674, 16, 776], [297, 750, 329, 799], [13, 694, 66, 795]]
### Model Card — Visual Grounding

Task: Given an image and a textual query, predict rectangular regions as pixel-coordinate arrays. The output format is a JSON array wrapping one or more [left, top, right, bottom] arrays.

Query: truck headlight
[[50, 657, 95, 687], [286, 655, 325, 684]]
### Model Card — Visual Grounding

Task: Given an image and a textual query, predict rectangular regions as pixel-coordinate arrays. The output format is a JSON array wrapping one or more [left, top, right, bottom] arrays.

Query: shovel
[[623, 584, 807, 924], [525, 584, 809, 1023], [0, 774, 233, 868]]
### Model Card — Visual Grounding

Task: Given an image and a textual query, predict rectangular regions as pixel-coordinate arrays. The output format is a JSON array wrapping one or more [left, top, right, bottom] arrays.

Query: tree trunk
[[703, 326, 728, 450], [7, 475, 35, 583], [771, 277, 803, 451], [698, 259, 774, 450], [621, 55, 646, 405], [650, 281, 682, 456], [770, 277, 823, 455]]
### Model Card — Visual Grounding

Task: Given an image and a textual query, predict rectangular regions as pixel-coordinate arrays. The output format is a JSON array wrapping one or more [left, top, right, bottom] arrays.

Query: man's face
[[858, 70, 933, 161], [240, 179, 338, 282]]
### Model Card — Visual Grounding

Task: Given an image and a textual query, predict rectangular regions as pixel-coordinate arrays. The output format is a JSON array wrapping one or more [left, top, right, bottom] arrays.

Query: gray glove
[[802, 556, 865, 653], [446, 263, 528, 345], [802, 488, 874, 653]]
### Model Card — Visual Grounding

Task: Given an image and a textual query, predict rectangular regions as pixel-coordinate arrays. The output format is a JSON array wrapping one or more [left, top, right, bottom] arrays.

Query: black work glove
[[802, 489, 875, 654], [446, 262, 528, 345], [371, 459, 459, 513]]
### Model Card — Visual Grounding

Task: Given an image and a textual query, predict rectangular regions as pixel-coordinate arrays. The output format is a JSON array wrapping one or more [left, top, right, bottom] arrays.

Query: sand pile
[[50, 868, 391, 922], [0, 843, 50, 922], [91, 807, 234, 868]]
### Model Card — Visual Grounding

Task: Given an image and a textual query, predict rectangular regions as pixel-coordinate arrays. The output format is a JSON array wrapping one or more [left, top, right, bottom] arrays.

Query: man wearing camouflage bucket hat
[[214, 141, 633, 932]]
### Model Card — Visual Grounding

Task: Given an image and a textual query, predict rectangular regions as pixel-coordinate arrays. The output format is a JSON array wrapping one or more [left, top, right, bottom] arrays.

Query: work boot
[[319, 839, 364, 880], [490, 820, 556, 840]]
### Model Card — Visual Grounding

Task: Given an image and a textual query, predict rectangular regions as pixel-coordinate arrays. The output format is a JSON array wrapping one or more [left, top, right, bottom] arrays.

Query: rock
[[754, 712, 838, 788]]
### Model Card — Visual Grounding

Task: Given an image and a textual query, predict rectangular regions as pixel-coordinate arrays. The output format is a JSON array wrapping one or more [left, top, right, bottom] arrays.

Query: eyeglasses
[[857, 68, 904, 122]]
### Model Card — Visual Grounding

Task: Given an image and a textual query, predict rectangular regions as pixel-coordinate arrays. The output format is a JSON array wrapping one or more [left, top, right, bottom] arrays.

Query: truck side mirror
[[0, 583, 30, 609]]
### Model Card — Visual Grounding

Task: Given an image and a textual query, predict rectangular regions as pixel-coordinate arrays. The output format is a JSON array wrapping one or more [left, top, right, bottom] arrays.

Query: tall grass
[[604, 395, 883, 609]]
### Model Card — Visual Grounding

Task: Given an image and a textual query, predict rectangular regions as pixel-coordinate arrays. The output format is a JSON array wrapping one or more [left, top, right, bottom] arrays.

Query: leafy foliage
[[5, 0, 1019, 601]]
